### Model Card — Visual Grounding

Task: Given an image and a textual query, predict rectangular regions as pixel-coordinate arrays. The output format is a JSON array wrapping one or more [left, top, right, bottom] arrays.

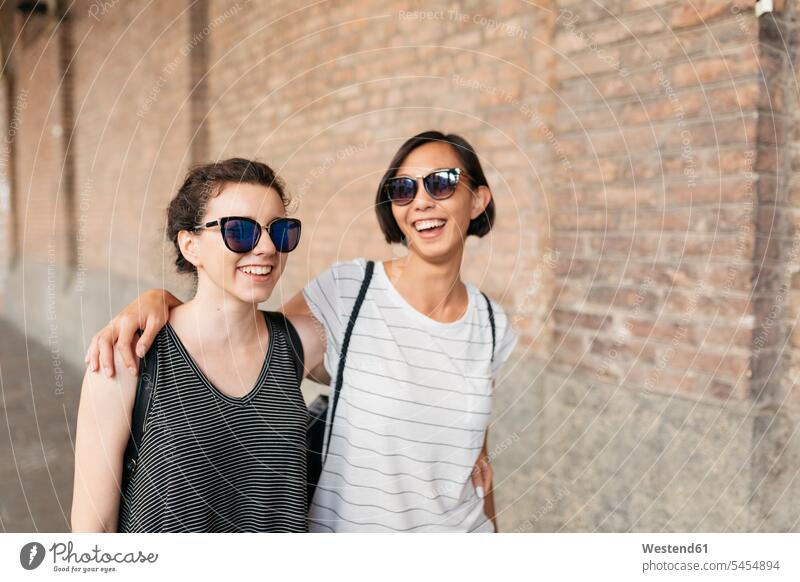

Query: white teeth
[[414, 219, 446, 232], [239, 265, 272, 275]]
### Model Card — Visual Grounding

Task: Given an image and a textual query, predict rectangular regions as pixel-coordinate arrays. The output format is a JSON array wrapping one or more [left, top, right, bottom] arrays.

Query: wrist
[[161, 289, 182, 309], [151, 289, 181, 309]]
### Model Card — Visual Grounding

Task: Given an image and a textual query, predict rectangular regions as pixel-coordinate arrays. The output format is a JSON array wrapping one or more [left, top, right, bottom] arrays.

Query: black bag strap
[[481, 292, 496, 363], [122, 336, 159, 485], [265, 311, 305, 385], [325, 260, 374, 458]]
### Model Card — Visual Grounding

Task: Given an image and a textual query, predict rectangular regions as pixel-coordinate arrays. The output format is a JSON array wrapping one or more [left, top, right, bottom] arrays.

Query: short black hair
[[375, 131, 495, 244]]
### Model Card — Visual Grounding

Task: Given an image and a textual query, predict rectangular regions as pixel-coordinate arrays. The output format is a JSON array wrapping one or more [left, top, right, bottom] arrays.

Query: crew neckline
[[375, 260, 473, 329]]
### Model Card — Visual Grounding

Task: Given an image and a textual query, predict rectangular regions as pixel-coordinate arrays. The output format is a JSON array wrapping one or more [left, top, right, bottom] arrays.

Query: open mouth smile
[[237, 264, 273, 280], [412, 218, 447, 238]]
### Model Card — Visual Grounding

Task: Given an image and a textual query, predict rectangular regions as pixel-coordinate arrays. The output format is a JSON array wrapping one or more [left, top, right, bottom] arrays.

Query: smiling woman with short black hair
[[295, 131, 516, 532]]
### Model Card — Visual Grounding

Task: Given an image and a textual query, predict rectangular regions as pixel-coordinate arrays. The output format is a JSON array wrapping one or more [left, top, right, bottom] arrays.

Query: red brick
[[670, 0, 751, 29]]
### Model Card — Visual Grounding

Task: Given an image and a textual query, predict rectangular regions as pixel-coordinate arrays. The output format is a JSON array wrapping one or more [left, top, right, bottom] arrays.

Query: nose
[[252, 226, 277, 256], [411, 177, 436, 211]]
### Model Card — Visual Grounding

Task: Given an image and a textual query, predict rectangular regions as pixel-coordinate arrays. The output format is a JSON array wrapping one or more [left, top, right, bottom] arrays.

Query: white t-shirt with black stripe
[[303, 258, 517, 532]]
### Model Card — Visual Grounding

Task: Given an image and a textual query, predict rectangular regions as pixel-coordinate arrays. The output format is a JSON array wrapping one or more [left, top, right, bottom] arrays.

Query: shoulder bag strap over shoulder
[[325, 260, 375, 459], [480, 291, 496, 363], [265, 311, 305, 385], [122, 337, 159, 487]]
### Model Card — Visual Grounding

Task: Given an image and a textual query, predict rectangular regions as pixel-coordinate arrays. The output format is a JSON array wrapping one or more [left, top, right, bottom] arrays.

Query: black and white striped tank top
[[118, 311, 308, 532]]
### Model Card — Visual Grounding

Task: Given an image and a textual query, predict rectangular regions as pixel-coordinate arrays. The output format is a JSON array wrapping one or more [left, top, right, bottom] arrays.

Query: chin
[[232, 286, 274, 306], [408, 235, 460, 260]]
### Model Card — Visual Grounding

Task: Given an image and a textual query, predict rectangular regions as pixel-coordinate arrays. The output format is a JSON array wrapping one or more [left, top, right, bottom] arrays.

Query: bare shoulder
[[80, 349, 139, 411], [280, 289, 314, 318]]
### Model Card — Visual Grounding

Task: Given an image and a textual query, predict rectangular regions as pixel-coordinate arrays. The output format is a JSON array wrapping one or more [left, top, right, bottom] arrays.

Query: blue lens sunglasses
[[192, 216, 302, 253]]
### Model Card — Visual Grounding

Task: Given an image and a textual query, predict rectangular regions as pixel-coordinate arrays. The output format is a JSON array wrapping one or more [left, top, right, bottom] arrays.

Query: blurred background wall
[[1, 0, 799, 532]]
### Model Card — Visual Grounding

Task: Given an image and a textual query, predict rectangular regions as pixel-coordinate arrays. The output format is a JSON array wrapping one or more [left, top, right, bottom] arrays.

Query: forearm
[[485, 482, 498, 532], [481, 434, 498, 532], [71, 445, 121, 533], [144, 289, 182, 315], [70, 496, 117, 533], [307, 361, 331, 385], [161, 289, 183, 309]]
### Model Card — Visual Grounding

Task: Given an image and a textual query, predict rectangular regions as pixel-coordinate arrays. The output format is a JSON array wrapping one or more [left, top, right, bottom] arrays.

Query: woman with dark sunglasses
[[85, 132, 517, 532], [71, 158, 324, 532]]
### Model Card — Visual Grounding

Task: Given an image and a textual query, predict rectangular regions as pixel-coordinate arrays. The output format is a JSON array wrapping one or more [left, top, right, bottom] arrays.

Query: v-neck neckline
[[165, 311, 274, 405]]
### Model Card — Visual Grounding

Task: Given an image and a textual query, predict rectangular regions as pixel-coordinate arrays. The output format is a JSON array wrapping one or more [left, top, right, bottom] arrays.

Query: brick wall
[[549, 0, 761, 403], [2, 1, 197, 346], [70, 0, 192, 289], [14, 12, 66, 267], [537, 0, 800, 532]]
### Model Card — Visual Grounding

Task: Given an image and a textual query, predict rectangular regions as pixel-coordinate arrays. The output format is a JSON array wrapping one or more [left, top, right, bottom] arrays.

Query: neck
[[386, 247, 466, 321], [173, 274, 264, 345]]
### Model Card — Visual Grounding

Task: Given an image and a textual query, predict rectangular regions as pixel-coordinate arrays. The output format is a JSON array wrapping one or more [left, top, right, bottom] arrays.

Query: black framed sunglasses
[[382, 167, 463, 206], [192, 216, 302, 253]]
